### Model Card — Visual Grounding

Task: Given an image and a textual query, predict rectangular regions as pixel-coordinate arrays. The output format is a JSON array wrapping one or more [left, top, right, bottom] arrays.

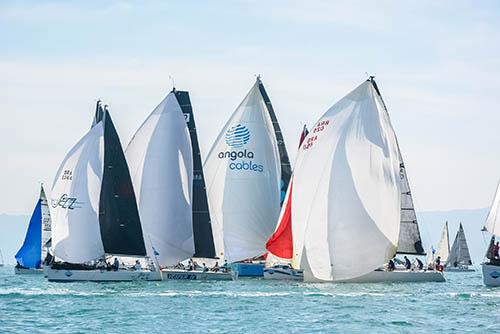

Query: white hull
[[161, 269, 234, 281], [47, 268, 162, 282], [263, 267, 303, 280], [14, 267, 44, 275], [445, 267, 475, 272], [482, 263, 500, 286], [338, 269, 446, 283]]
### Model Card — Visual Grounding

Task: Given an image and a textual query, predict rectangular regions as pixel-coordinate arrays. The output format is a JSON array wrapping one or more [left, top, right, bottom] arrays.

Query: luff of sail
[[126, 92, 194, 267], [51, 101, 146, 263], [174, 90, 216, 258], [257, 77, 292, 205], [446, 223, 472, 267], [369, 78, 425, 256], [15, 194, 42, 269], [484, 181, 500, 237], [435, 221, 450, 264], [291, 80, 401, 282], [265, 126, 309, 266], [204, 80, 281, 262]]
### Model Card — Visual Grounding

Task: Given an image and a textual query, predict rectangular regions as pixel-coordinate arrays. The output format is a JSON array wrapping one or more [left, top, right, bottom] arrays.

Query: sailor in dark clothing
[[415, 258, 424, 270], [387, 259, 396, 271], [404, 256, 411, 270]]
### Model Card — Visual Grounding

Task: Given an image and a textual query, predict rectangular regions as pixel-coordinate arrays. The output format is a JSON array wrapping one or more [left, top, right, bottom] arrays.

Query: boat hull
[[14, 267, 44, 275], [231, 262, 264, 277], [161, 269, 233, 281], [47, 268, 162, 282], [338, 270, 446, 283], [482, 264, 500, 286], [263, 267, 303, 280], [445, 267, 475, 272]]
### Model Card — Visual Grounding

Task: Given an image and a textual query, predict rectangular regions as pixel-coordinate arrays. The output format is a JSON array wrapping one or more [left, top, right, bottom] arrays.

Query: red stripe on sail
[[266, 182, 293, 259]]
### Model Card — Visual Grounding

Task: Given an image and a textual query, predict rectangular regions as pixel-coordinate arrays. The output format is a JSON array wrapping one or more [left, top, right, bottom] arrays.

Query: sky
[[1, 0, 500, 214]]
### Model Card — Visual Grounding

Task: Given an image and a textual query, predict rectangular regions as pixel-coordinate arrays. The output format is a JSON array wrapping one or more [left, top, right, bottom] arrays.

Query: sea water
[[0, 266, 498, 333]]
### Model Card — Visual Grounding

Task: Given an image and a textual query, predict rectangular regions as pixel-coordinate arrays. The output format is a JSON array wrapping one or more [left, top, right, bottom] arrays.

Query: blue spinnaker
[[15, 200, 42, 268]]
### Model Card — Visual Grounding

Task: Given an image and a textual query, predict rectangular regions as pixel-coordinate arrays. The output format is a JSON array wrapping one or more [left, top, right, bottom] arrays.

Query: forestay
[[204, 81, 281, 262], [127, 92, 194, 267], [291, 80, 401, 282]]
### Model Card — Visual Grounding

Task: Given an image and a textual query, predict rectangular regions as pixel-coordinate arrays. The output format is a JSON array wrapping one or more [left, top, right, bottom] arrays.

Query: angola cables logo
[[225, 124, 250, 148], [218, 124, 263, 173]]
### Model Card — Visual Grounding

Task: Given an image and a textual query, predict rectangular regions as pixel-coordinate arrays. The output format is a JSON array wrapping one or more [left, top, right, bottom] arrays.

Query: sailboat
[[46, 101, 160, 282], [426, 221, 450, 270], [126, 89, 232, 281], [0, 249, 4, 267], [482, 182, 500, 286], [204, 77, 285, 276], [14, 185, 51, 275], [264, 78, 444, 283], [445, 223, 474, 272]]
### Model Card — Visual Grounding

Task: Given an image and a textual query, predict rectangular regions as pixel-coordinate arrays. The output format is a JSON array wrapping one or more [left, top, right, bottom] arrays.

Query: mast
[[174, 90, 216, 258], [369, 77, 425, 255], [257, 77, 292, 205]]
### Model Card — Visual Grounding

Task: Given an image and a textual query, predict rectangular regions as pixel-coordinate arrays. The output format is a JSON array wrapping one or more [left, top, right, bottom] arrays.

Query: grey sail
[[447, 223, 472, 267], [257, 77, 292, 205], [369, 77, 425, 255]]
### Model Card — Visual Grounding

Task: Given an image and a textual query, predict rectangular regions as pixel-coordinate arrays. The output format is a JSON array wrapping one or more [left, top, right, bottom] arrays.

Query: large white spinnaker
[[204, 81, 281, 262], [291, 80, 401, 282], [126, 92, 194, 267], [50, 116, 105, 263]]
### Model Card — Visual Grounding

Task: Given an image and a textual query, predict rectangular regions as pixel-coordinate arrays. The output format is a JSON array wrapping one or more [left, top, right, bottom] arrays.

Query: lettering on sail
[[303, 120, 330, 150]]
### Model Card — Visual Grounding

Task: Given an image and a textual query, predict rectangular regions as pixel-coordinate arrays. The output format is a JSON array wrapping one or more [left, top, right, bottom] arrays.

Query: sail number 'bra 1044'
[[61, 170, 73, 180]]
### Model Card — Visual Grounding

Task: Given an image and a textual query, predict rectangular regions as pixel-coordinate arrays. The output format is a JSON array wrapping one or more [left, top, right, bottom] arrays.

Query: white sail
[[40, 185, 52, 260], [485, 181, 500, 237], [204, 81, 281, 262], [126, 92, 194, 267], [50, 122, 105, 264], [435, 221, 450, 263], [291, 80, 401, 282]]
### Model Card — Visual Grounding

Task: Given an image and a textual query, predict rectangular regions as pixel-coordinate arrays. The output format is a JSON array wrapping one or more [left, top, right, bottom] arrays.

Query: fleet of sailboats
[[10, 76, 491, 285]]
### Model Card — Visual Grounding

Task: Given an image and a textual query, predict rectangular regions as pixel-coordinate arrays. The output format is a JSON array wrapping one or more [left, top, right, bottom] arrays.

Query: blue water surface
[[0, 266, 499, 333]]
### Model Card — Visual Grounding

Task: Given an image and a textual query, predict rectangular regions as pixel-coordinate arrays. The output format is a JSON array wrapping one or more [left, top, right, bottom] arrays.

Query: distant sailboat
[[427, 221, 450, 270], [482, 181, 500, 286], [46, 101, 160, 282], [204, 78, 282, 265], [0, 248, 4, 267], [14, 185, 51, 274], [445, 223, 474, 272]]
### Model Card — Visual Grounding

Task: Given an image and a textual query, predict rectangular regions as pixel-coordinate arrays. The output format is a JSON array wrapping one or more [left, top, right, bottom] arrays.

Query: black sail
[[94, 103, 146, 256], [174, 90, 216, 258], [257, 77, 292, 206], [369, 77, 425, 255]]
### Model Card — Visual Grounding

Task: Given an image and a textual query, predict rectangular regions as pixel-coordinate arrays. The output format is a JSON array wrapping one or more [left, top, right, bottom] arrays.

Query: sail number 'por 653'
[[303, 120, 330, 150]]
